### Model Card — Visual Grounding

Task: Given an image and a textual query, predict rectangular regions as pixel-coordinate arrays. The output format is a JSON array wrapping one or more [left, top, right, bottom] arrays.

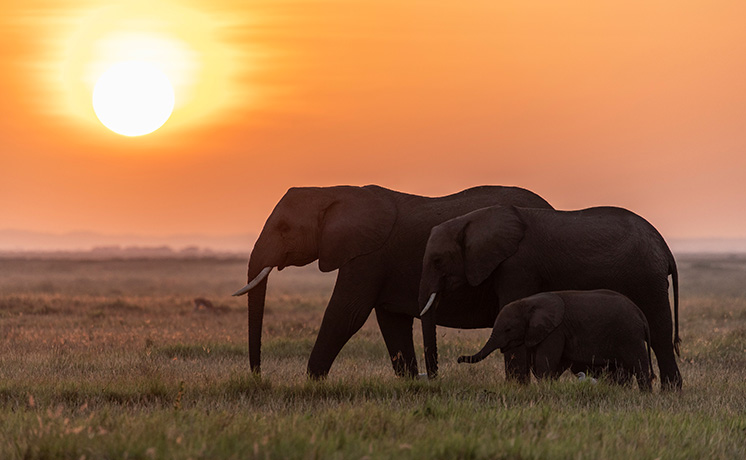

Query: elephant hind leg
[[633, 360, 653, 392], [614, 353, 652, 391], [650, 339, 681, 390], [624, 341, 653, 391], [645, 305, 682, 390], [376, 308, 419, 378], [598, 361, 632, 386]]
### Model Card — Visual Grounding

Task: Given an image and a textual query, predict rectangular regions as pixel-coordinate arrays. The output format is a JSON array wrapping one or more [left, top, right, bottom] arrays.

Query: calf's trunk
[[457, 331, 502, 364]]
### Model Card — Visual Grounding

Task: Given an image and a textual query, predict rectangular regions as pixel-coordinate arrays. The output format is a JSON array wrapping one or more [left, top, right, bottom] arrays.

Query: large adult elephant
[[232, 185, 553, 378], [418, 205, 682, 389]]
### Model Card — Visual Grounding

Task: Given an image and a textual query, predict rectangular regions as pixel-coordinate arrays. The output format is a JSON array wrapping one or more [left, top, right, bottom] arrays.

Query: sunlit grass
[[0, 255, 745, 458]]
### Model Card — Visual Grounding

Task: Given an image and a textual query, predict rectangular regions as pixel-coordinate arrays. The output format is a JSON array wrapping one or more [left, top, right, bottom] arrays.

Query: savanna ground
[[0, 254, 745, 459]]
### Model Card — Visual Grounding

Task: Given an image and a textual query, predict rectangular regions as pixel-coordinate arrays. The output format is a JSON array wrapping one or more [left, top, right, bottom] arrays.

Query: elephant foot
[[391, 351, 419, 378], [660, 374, 683, 391], [306, 363, 330, 380], [657, 364, 683, 391], [506, 374, 531, 385]]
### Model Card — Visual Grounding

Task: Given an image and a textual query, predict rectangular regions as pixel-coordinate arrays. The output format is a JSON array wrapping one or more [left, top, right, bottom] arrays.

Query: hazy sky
[[2, 1, 746, 248]]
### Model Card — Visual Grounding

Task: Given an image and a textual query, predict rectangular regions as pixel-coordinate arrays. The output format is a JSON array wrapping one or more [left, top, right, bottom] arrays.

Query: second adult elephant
[[418, 205, 682, 389], [232, 185, 552, 378]]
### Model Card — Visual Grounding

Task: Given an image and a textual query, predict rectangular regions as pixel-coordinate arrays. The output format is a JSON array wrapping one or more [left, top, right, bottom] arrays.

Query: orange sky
[[2, 1, 746, 249]]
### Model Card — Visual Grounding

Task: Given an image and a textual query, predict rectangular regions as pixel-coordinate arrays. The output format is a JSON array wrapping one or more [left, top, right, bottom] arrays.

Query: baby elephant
[[458, 290, 654, 391]]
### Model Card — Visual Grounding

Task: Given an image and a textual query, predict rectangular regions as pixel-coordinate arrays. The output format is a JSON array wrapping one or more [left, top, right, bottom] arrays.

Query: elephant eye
[[432, 257, 443, 269]]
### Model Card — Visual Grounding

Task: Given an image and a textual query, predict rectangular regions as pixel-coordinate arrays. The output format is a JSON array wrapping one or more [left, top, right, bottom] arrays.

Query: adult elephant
[[232, 185, 552, 378], [418, 205, 682, 389]]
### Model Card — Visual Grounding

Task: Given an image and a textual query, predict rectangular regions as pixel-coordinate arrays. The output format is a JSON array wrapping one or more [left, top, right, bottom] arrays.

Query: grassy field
[[1, 254, 745, 459]]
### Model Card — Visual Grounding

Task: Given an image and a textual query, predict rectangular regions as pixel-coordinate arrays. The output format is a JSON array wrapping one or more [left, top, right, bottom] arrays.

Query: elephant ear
[[318, 186, 397, 272], [525, 293, 565, 348], [463, 206, 525, 286]]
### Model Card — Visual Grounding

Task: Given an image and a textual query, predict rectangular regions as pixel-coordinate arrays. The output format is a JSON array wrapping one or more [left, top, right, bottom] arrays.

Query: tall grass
[[0, 255, 745, 458]]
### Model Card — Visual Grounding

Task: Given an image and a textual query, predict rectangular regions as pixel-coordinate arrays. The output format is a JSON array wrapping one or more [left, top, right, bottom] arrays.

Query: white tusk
[[420, 293, 437, 316], [232, 267, 273, 296]]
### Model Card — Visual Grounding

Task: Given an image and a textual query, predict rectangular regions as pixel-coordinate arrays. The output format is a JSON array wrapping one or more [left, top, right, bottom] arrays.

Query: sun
[[52, 0, 252, 141], [92, 61, 175, 136]]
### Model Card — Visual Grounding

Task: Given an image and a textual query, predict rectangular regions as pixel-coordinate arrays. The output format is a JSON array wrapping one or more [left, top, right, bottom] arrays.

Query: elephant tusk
[[420, 292, 437, 316], [232, 267, 273, 296]]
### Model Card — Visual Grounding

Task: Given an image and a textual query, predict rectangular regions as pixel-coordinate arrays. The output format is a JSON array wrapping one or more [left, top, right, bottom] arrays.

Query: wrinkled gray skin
[[234, 185, 552, 378], [419, 205, 681, 390], [458, 290, 654, 391]]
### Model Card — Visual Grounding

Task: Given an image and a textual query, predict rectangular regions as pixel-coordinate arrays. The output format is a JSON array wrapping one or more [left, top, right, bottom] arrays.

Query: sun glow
[[55, 0, 247, 139], [93, 61, 175, 136]]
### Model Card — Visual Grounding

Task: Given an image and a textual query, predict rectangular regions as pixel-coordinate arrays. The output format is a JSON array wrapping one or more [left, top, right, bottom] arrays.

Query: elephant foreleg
[[531, 331, 565, 380], [376, 308, 419, 378], [307, 269, 380, 378], [420, 307, 438, 379], [503, 345, 530, 384]]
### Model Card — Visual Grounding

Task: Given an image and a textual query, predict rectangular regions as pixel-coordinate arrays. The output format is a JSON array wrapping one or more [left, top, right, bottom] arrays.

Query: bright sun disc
[[92, 61, 175, 136]]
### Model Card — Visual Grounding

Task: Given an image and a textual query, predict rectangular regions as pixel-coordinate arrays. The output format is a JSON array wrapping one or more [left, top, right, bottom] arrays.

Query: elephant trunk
[[421, 293, 440, 378], [457, 330, 503, 364], [241, 239, 277, 374], [418, 267, 442, 315], [247, 274, 268, 373], [418, 273, 443, 378]]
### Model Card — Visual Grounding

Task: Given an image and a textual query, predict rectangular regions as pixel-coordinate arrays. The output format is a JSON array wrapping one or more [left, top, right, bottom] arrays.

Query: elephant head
[[458, 292, 565, 364], [233, 185, 397, 373], [418, 205, 525, 316]]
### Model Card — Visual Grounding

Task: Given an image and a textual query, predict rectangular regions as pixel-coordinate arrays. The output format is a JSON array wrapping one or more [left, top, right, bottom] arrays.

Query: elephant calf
[[458, 290, 654, 391]]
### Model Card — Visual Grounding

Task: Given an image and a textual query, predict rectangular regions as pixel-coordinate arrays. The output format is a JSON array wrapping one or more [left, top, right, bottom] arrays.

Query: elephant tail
[[669, 252, 681, 357], [644, 320, 656, 383]]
